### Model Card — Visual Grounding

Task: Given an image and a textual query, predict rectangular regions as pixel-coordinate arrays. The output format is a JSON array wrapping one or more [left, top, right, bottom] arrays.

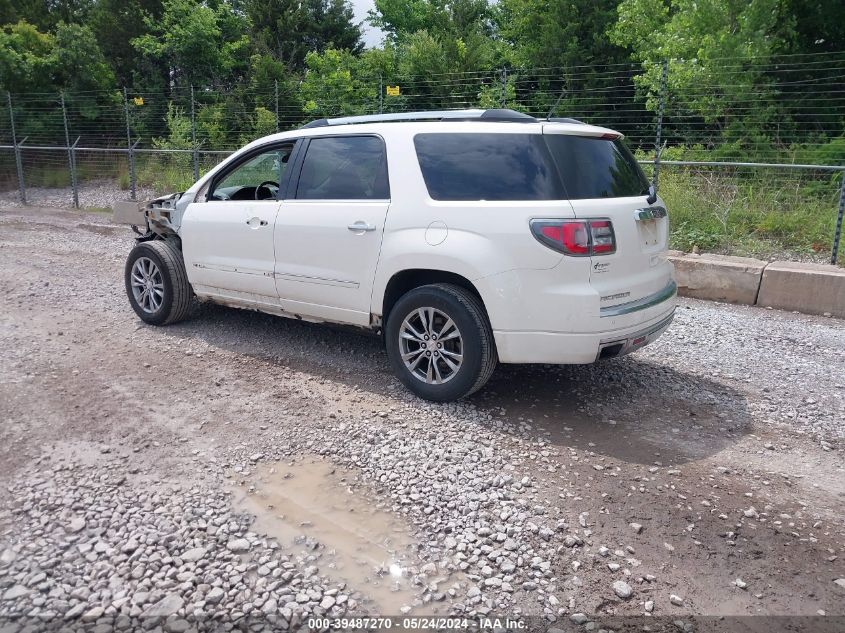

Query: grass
[[658, 168, 840, 263], [136, 154, 194, 192]]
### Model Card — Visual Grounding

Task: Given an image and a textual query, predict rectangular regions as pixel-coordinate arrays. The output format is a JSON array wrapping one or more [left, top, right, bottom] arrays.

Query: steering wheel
[[255, 180, 279, 200]]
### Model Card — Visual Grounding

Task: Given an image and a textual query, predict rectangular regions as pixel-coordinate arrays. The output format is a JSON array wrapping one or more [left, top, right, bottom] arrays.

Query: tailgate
[[570, 195, 673, 312], [541, 128, 675, 319]]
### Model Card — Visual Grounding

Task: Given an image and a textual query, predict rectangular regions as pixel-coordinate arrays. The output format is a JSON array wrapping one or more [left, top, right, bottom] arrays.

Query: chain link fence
[[1, 53, 843, 262]]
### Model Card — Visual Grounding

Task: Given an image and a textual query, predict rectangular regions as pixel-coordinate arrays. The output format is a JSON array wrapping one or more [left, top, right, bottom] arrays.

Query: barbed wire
[[0, 56, 841, 155]]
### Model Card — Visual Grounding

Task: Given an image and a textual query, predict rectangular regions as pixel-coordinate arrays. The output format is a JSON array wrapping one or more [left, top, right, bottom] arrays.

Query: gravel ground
[[0, 182, 159, 211], [0, 205, 843, 631]]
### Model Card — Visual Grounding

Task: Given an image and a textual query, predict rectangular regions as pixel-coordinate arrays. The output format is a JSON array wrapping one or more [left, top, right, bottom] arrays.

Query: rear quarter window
[[545, 135, 649, 199], [413, 132, 648, 201], [413, 133, 565, 201]]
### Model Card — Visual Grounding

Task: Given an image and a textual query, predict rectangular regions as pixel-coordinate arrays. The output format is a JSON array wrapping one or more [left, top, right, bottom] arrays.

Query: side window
[[413, 133, 564, 201], [210, 143, 294, 201], [295, 136, 389, 200]]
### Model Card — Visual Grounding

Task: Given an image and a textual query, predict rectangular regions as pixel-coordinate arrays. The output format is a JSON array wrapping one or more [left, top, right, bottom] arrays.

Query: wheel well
[[382, 269, 486, 323]]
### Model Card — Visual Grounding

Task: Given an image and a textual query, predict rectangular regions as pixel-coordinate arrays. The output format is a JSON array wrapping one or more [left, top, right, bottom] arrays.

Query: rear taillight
[[531, 219, 616, 256], [589, 220, 615, 254]]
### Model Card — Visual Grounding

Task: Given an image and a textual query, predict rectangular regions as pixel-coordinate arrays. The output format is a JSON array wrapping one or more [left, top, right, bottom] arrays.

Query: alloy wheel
[[399, 307, 464, 384], [130, 256, 164, 314]]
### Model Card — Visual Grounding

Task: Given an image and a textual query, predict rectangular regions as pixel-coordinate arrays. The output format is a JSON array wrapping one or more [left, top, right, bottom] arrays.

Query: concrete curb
[[668, 252, 845, 318]]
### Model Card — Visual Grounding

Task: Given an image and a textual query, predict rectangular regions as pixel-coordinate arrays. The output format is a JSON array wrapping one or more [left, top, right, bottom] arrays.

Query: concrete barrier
[[668, 252, 765, 305], [757, 261, 845, 317]]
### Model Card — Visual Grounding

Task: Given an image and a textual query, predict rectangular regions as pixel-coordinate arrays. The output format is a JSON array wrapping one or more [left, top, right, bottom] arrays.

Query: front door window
[[210, 144, 294, 201]]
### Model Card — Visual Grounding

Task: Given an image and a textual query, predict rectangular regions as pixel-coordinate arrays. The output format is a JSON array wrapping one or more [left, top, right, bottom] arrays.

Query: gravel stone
[[226, 538, 251, 553], [613, 581, 633, 599], [67, 517, 86, 533], [205, 587, 225, 604], [2, 585, 30, 601], [181, 547, 206, 562], [142, 594, 184, 617]]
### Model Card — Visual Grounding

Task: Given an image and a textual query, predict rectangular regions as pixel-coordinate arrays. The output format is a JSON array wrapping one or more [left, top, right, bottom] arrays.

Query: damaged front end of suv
[[112, 192, 194, 240]]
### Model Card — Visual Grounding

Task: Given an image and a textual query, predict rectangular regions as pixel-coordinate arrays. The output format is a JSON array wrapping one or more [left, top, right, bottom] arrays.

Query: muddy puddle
[[228, 456, 454, 614]]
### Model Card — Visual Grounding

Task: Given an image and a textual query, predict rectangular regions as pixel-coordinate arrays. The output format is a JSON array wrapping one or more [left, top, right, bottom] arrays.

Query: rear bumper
[[493, 303, 675, 364], [600, 280, 677, 318]]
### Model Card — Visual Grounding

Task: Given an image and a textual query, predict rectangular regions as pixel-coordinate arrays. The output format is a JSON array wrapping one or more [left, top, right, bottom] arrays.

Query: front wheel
[[125, 240, 194, 325], [385, 283, 497, 401]]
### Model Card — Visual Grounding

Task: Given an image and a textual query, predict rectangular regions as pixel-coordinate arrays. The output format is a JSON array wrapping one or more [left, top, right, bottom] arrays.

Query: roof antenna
[[546, 86, 567, 121]]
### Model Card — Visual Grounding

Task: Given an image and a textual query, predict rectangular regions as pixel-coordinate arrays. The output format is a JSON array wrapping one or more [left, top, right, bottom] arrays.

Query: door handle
[[347, 221, 376, 233], [246, 217, 268, 228]]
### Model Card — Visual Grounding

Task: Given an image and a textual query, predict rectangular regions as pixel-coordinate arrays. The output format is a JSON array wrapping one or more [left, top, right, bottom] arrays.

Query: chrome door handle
[[347, 221, 376, 233], [246, 217, 268, 228]]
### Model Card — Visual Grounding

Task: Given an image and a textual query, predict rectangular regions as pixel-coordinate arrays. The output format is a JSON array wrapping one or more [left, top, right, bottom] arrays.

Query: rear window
[[413, 132, 648, 201], [413, 133, 565, 201], [545, 134, 649, 199]]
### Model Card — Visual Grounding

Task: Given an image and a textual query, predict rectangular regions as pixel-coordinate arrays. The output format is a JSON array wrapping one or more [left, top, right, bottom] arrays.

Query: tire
[[124, 239, 194, 326], [385, 283, 497, 401]]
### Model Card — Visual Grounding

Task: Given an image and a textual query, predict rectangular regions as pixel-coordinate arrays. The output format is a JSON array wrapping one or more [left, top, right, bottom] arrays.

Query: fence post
[[832, 171, 845, 265], [274, 79, 280, 132], [500, 68, 507, 108], [60, 91, 79, 208], [378, 74, 383, 114], [7, 92, 26, 205], [190, 85, 199, 181], [70, 136, 80, 208], [123, 87, 137, 201], [652, 60, 669, 193]]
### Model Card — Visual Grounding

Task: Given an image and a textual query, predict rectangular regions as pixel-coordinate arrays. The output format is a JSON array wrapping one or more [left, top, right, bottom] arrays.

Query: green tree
[[610, 0, 797, 158], [132, 0, 250, 89], [497, 0, 627, 69], [0, 0, 93, 30], [0, 19, 114, 94], [0, 20, 55, 94], [52, 22, 116, 93], [244, 106, 276, 142], [245, 0, 362, 71], [783, 0, 844, 54], [245, 53, 304, 129], [0, 19, 117, 141], [90, 0, 164, 85], [370, 0, 491, 43], [300, 48, 376, 118], [367, 0, 499, 111], [52, 21, 118, 121]]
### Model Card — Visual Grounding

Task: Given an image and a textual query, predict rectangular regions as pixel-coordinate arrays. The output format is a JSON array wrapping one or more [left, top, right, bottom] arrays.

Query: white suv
[[122, 109, 676, 401]]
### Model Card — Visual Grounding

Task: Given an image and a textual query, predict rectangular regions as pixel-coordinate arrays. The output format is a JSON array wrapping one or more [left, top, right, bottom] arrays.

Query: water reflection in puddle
[[228, 456, 454, 614]]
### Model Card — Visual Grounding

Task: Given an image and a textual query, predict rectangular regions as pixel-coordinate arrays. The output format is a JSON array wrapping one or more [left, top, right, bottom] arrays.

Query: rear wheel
[[385, 283, 497, 401], [125, 240, 194, 325]]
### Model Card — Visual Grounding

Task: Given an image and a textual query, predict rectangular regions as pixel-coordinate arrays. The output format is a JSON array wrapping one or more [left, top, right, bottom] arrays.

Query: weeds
[[660, 167, 839, 261]]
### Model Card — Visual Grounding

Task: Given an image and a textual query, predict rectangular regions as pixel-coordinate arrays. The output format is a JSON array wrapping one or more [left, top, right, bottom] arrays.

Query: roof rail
[[300, 108, 537, 129], [548, 117, 585, 125]]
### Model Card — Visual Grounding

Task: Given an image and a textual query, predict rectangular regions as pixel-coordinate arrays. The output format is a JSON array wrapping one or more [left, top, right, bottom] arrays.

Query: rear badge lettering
[[601, 291, 631, 302]]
